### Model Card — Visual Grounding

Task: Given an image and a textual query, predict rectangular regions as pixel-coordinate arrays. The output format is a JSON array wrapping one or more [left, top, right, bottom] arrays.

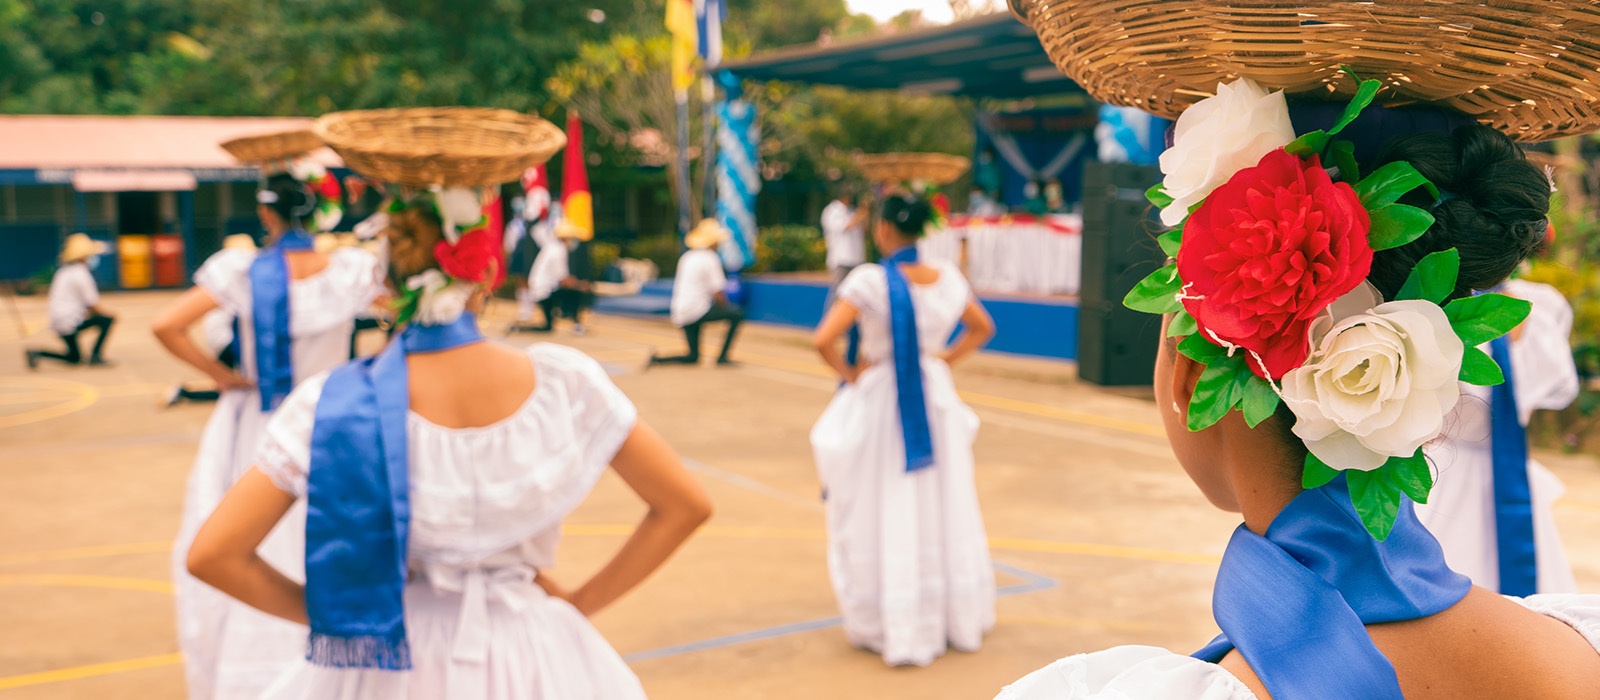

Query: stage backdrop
[[974, 106, 1097, 209]]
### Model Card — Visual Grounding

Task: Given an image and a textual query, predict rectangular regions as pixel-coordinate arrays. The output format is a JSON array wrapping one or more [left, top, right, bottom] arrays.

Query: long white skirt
[[810, 359, 996, 666], [172, 389, 311, 700], [261, 583, 646, 700], [1416, 447, 1578, 594]]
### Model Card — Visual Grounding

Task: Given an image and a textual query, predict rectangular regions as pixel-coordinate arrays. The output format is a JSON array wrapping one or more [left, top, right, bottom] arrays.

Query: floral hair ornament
[[386, 186, 503, 327], [1126, 70, 1532, 540]]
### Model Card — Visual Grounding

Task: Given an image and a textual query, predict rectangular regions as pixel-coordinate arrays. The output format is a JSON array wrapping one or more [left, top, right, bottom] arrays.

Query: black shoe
[[88, 357, 112, 367], [716, 358, 739, 368], [24, 350, 38, 371], [163, 385, 184, 409]]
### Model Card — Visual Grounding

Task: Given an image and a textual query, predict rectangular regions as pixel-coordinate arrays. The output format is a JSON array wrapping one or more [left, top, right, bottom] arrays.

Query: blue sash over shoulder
[[249, 228, 314, 412], [882, 246, 933, 472]]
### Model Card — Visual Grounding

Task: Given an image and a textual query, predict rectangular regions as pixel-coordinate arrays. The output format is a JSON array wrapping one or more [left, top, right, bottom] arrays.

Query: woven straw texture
[[313, 108, 566, 186], [219, 129, 322, 164], [855, 153, 972, 185], [1008, 0, 1600, 141]]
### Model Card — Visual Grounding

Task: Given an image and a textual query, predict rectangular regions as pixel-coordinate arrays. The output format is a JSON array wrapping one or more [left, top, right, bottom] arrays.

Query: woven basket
[[1008, 0, 1600, 142], [219, 129, 323, 164], [313, 108, 566, 187], [855, 153, 972, 185]]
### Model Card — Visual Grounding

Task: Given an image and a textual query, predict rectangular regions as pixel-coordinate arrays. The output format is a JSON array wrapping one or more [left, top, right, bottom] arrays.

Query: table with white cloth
[[917, 214, 1082, 296]]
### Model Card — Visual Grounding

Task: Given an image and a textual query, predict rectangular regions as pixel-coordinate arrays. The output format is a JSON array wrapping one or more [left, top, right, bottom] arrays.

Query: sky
[[846, 0, 955, 23]]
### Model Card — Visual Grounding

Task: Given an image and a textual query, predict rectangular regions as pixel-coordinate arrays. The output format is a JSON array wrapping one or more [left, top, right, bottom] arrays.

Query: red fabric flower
[[1177, 149, 1373, 379], [434, 227, 505, 289], [313, 174, 342, 202]]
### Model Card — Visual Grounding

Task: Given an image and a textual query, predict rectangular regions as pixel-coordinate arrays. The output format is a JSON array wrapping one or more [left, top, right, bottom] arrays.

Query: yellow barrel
[[118, 235, 153, 289]]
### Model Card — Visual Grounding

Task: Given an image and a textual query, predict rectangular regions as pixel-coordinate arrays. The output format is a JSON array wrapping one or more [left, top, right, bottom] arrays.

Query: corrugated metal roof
[[0, 115, 342, 170]]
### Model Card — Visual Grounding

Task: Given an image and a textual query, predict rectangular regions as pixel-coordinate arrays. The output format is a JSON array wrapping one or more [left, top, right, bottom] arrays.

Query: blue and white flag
[[695, 0, 725, 67], [715, 73, 759, 270]]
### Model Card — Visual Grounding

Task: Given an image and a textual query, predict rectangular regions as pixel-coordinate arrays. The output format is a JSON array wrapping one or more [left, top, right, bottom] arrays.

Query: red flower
[[1177, 149, 1372, 379], [433, 228, 505, 289], [314, 174, 342, 202]]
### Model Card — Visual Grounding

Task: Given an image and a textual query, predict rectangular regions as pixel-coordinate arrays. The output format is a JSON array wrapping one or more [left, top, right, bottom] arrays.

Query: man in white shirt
[[26, 233, 116, 369], [651, 219, 743, 367], [821, 187, 868, 289]]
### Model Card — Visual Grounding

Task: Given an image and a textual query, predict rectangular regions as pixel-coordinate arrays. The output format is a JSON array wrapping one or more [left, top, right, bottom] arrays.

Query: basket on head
[[219, 129, 323, 164], [855, 153, 972, 185], [313, 108, 567, 187], [1007, 0, 1600, 142]]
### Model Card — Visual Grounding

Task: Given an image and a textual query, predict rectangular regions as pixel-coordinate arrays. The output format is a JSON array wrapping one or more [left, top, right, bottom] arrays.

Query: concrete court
[[0, 290, 1597, 700]]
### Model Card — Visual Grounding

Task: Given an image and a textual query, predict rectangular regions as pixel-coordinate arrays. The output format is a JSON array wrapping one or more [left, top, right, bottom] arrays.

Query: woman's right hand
[[213, 371, 255, 392]]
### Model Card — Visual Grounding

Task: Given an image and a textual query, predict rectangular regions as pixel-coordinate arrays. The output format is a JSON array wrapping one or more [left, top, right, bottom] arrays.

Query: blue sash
[[1193, 476, 1471, 699], [882, 246, 934, 472], [1489, 335, 1538, 596], [303, 313, 484, 669], [249, 228, 314, 412]]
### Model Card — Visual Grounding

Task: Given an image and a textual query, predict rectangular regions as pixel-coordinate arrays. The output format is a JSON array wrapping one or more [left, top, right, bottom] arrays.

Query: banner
[[973, 107, 1096, 208], [561, 113, 593, 238], [715, 87, 760, 270]]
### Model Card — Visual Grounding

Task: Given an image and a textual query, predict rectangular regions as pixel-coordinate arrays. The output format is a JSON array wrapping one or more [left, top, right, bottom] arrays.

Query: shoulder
[[838, 263, 887, 304], [1512, 594, 1600, 652], [197, 247, 257, 280], [527, 343, 612, 385], [996, 646, 1256, 700], [1504, 279, 1569, 310], [324, 246, 382, 278]]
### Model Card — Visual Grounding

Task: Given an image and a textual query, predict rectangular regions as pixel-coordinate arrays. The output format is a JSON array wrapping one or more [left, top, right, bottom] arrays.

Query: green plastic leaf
[[1395, 248, 1460, 304], [1157, 228, 1182, 258], [1303, 452, 1341, 490], [1327, 79, 1383, 136], [1123, 263, 1183, 314], [1329, 140, 1360, 184], [1178, 332, 1227, 365], [1239, 374, 1281, 428], [1286, 130, 1330, 157], [1187, 354, 1248, 432], [1147, 183, 1174, 208], [1347, 467, 1402, 541], [1167, 309, 1198, 338], [1459, 346, 1505, 386], [1367, 203, 1435, 251], [1356, 161, 1441, 209], [1444, 293, 1533, 347], [1388, 450, 1434, 504]]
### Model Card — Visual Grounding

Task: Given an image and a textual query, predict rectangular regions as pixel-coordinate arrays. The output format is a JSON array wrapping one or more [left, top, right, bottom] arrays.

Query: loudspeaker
[[1077, 162, 1167, 386]]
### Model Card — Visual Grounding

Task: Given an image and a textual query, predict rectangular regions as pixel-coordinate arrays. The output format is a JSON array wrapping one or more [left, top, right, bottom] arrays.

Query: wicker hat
[[685, 219, 728, 250], [59, 233, 108, 264], [219, 129, 322, 164], [222, 234, 258, 252], [313, 108, 567, 187], [554, 218, 592, 242], [855, 153, 971, 186], [1008, 0, 1600, 142]]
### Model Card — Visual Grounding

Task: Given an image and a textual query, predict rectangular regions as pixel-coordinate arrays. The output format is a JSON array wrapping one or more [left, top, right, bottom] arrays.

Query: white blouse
[[836, 260, 972, 364]]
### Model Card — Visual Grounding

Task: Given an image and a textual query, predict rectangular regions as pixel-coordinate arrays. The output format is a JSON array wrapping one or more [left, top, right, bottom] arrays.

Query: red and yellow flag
[[666, 0, 697, 95], [561, 112, 593, 239]]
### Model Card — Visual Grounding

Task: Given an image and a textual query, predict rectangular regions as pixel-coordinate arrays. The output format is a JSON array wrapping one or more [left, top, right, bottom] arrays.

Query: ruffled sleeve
[[837, 263, 887, 316], [193, 248, 257, 316], [531, 344, 638, 472], [1514, 594, 1600, 653], [995, 646, 1257, 700], [255, 372, 331, 498], [290, 248, 385, 338]]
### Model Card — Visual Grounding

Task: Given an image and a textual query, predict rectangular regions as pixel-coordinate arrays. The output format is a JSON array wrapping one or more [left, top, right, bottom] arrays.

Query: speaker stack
[[1077, 162, 1168, 387]]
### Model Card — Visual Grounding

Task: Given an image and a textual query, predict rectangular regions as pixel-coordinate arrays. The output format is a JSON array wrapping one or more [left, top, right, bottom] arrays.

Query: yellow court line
[[0, 541, 171, 567], [0, 377, 98, 430], [0, 653, 182, 692], [0, 391, 78, 407], [0, 574, 174, 595]]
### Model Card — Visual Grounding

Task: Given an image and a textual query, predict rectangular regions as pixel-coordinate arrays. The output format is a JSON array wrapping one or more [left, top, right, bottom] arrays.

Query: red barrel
[[152, 234, 186, 287]]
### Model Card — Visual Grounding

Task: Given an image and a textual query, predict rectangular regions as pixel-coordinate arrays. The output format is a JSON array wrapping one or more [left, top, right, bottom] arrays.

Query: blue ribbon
[[1489, 335, 1539, 596], [249, 228, 314, 412], [1193, 476, 1471, 699], [882, 246, 934, 472], [303, 313, 485, 669]]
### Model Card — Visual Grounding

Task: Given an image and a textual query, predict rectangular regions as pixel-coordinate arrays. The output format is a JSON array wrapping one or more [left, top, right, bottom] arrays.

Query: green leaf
[[1285, 130, 1330, 157], [1123, 263, 1183, 314], [1328, 139, 1360, 184], [1395, 248, 1460, 304], [1356, 161, 1441, 209], [1146, 183, 1174, 208], [1157, 228, 1182, 258], [1367, 203, 1435, 251], [1444, 293, 1533, 347], [1178, 332, 1226, 365], [1303, 452, 1341, 490], [1388, 450, 1434, 504], [1347, 467, 1403, 541], [1460, 346, 1505, 386], [1187, 353, 1248, 432], [1167, 308, 1198, 338], [1240, 374, 1281, 428], [1327, 78, 1383, 136]]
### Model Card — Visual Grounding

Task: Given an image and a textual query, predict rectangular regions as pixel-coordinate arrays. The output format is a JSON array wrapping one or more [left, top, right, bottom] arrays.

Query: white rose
[[1281, 299, 1464, 471], [437, 186, 483, 228], [289, 158, 327, 183], [406, 269, 472, 325], [1158, 78, 1297, 226]]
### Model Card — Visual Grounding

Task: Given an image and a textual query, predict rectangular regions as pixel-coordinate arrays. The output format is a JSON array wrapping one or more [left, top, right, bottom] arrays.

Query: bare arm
[[812, 300, 866, 383], [186, 468, 307, 624], [548, 421, 711, 617], [939, 297, 995, 365], [152, 287, 252, 390]]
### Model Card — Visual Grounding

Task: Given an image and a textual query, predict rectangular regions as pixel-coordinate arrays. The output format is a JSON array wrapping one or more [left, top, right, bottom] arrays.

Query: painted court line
[[0, 653, 183, 692]]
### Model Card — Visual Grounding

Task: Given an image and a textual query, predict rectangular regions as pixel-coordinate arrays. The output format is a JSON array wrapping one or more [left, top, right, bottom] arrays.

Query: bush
[[589, 242, 621, 279], [751, 225, 827, 273], [626, 235, 681, 278]]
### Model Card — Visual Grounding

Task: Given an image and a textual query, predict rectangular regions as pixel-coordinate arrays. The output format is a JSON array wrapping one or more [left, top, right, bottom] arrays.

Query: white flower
[[1281, 296, 1464, 471], [289, 158, 327, 183], [1158, 78, 1297, 226], [405, 269, 472, 325]]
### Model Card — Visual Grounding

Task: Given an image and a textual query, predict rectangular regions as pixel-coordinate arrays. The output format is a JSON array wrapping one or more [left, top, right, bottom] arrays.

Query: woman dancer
[[995, 77, 1600, 699], [154, 172, 382, 700], [1418, 275, 1581, 594], [186, 189, 712, 698], [810, 192, 997, 666]]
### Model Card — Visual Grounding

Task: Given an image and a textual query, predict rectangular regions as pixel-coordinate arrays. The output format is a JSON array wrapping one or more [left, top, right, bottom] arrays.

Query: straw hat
[[314, 233, 340, 253], [1008, 0, 1600, 141], [222, 234, 258, 252], [554, 218, 593, 242], [684, 219, 728, 250], [59, 233, 108, 264]]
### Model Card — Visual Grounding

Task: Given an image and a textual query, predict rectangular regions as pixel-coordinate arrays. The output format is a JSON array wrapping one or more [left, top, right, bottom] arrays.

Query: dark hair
[[1364, 124, 1550, 301], [261, 172, 314, 225], [384, 195, 445, 288], [880, 193, 933, 237]]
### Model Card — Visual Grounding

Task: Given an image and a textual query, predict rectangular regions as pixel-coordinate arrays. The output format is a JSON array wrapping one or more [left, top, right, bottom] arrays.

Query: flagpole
[[675, 91, 693, 238], [699, 73, 718, 220]]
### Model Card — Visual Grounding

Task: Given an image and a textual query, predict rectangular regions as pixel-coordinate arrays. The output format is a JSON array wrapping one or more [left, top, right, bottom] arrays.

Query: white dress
[[809, 260, 997, 667], [173, 247, 383, 700], [1417, 279, 1580, 593], [993, 595, 1600, 699], [254, 343, 647, 700]]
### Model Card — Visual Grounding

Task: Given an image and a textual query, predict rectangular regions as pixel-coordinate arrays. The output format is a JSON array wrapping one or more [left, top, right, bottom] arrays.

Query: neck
[[1227, 443, 1306, 536]]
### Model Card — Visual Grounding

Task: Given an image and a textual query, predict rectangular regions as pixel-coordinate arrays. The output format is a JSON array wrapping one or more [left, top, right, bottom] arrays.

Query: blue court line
[[622, 561, 1060, 664]]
